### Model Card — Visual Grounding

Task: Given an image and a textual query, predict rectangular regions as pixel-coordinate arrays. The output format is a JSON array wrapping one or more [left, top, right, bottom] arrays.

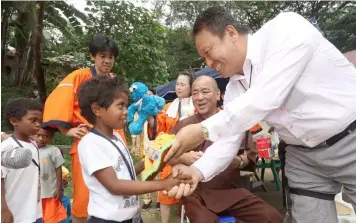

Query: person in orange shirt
[[42, 34, 126, 223], [148, 71, 195, 223]]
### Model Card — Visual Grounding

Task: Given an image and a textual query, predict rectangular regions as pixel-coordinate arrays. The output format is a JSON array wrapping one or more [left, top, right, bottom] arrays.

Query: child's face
[[98, 93, 129, 130], [11, 110, 42, 137], [91, 52, 115, 75], [36, 128, 53, 148]]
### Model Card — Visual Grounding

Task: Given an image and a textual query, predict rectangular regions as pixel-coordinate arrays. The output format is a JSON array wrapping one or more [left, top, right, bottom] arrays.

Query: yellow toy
[[62, 166, 70, 180], [141, 133, 175, 181]]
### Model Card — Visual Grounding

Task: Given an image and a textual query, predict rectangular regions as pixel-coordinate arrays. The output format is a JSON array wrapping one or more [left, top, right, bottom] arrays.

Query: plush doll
[[141, 133, 176, 181], [127, 82, 165, 135]]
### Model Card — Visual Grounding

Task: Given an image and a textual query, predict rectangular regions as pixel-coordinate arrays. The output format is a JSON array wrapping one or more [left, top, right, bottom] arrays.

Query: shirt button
[[289, 125, 293, 129], [218, 133, 222, 137]]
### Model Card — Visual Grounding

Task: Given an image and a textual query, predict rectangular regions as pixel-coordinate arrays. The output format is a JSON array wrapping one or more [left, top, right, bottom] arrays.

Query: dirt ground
[[141, 169, 287, 223]]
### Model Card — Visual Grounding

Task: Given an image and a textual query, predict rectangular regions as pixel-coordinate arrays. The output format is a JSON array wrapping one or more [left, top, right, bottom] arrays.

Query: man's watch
[[201, 125, 209, 140]]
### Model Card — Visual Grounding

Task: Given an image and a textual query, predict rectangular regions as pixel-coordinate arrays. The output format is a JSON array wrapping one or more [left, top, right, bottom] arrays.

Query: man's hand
[[161, 173, 192, 192], [164, 124, 204, 164], [163, 164, 204, 199], [1, 207, 14, 223], [65, 127, 87, 139], [179, 151, 202, 166]]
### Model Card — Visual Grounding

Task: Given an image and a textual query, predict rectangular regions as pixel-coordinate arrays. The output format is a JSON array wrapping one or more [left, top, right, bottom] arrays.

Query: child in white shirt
[[77, 76, 189, 223], [1, 98, 43, 223]]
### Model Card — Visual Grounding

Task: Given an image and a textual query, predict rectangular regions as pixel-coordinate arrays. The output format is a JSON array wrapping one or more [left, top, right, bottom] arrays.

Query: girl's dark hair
[[89, 34, 119, 58], [178, 70, 195, 87], [78, 75, 129, 124]]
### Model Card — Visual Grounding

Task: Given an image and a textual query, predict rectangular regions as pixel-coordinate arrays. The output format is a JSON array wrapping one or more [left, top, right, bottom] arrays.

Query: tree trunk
[[31, 1, 47, 103], [1, 7, 11, 72]]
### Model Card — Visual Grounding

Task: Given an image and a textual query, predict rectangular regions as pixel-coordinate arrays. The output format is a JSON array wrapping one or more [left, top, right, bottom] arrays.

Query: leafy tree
[[153, 1, 356, 52]]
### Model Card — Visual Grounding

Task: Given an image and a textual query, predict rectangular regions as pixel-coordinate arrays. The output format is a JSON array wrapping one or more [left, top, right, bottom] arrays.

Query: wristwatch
[[201, 124, 209, 140]]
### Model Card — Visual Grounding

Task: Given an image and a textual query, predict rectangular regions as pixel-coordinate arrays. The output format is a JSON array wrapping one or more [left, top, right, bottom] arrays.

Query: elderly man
[[164, 6, 356, 223], [171, 76, 282, 223]]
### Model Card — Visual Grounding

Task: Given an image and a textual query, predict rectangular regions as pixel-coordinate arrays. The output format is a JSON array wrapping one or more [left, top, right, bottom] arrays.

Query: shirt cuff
[[192, 158, 215, 182]]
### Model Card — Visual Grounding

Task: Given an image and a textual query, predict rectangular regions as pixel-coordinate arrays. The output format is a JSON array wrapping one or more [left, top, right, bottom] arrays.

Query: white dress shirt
[[193, 12, 356, 181]]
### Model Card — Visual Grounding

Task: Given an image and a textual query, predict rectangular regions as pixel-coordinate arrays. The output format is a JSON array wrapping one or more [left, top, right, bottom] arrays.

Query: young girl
[[36, 128, 67, 223], [77, 75, 189, 223], [149, 71, 195, 223]]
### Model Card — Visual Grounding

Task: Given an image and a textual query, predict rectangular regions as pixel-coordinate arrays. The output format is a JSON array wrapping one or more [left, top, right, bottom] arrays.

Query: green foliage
[[51, 133, 73, 146], [1, 77, 36, 131], [164, 27, 202, 78]]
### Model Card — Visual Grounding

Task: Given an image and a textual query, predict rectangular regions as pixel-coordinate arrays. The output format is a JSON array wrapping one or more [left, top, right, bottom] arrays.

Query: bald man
[[171, 76, 282, 223]]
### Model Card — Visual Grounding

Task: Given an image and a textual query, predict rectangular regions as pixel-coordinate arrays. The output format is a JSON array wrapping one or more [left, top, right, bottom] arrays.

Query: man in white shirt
[[163, 6, 356, 223]]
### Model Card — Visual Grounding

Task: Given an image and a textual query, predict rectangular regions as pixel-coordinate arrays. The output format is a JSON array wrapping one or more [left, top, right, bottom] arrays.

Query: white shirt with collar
[[193, 12, 356, 181]]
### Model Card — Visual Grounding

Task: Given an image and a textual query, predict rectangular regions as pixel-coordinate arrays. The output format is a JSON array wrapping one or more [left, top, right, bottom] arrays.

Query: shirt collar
[[241, 34, 256, 87]]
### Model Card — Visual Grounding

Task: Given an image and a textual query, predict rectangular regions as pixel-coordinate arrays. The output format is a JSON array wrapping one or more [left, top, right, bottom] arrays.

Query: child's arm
[[93, 166, 188, 196], [1, 179, 14, 223], [52, 146, 65, 200], [54, 166, 63, 200], [134, 159, 145, 175]]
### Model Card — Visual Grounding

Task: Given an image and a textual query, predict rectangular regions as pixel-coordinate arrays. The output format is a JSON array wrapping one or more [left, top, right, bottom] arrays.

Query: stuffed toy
[[127, 82, 165, 135], [141, 133, 175, 181]]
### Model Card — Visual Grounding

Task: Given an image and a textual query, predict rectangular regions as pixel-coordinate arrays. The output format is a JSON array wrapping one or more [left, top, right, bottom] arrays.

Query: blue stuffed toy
[[127, 82, 165, 135]]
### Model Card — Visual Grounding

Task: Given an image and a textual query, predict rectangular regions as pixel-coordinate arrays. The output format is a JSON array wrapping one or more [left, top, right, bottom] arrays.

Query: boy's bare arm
[[93, 166, 190, 196], [1, 179, 14, 223], [54, 166, 63, 200], [134, 159, 145, 175]]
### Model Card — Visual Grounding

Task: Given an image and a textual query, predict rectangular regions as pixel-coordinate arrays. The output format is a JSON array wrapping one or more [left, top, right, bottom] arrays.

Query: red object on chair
[[256, 137, 273, 158]]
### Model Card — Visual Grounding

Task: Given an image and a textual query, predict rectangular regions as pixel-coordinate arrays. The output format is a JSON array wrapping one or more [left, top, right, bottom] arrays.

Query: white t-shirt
[[78, 131, 140, 222], [1, 137, 42, 223]]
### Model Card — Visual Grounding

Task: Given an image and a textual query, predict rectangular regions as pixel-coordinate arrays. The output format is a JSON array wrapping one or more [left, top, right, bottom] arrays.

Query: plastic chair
[[218, 216, 237, 223], [257, 158, 281, 190], [60, 195, 72, 223]]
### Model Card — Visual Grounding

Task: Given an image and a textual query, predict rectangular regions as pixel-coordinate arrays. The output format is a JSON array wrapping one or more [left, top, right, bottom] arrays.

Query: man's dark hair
[[193, 6, 250, 38], [89, 34, 119, 58], [78, 75, 129, 124], [4, 98, 43, 129]]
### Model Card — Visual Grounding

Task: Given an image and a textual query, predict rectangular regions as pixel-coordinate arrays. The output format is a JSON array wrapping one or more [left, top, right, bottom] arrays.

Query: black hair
[[78, 75, 129, 124], [148, 88, 156, 95], [193, 6, 250, 39], [4, 98, 43, 129], [178, 70, 195, 87], [89, 34, 119, 58]]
